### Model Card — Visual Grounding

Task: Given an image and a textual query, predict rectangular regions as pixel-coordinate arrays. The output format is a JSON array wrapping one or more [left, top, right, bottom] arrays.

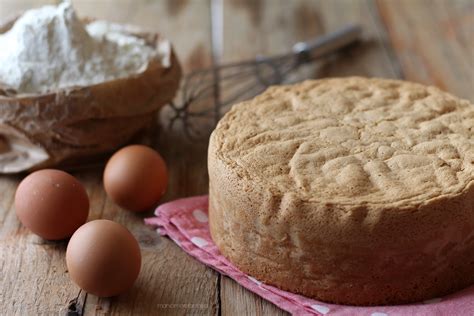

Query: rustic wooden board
[[0, 0, 472, 315], [377, 0, 474, 101], [0, 0, 218, 315], [73, 0, 218, 314], [217, 0, 402, 313]]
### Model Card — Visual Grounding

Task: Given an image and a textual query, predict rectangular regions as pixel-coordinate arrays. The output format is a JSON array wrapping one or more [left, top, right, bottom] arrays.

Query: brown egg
[[15, 169, 89, 240], [66, 219, 141, 297], [103, 145, 168, 212]]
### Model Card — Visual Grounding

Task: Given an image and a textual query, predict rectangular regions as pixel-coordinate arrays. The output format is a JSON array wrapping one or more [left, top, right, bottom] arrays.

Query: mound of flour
[[0, 2, 159, 94]]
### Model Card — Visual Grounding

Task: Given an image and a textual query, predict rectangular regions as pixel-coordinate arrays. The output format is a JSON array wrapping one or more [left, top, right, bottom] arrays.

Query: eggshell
[[14, 169, 89, 240], [103, 145, 168, 212], [66, 219, 141, 297]]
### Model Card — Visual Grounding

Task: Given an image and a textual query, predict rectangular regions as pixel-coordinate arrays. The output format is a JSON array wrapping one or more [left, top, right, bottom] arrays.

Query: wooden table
[[0, 0, 472, 315]]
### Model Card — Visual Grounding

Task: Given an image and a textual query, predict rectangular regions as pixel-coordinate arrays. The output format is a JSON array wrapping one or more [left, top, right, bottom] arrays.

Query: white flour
[[0, 2, 162, 94]]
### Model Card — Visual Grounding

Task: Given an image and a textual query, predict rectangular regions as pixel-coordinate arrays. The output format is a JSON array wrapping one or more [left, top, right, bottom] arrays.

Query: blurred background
[[0, 1, 472, 315], [1, 0, 472, 102]]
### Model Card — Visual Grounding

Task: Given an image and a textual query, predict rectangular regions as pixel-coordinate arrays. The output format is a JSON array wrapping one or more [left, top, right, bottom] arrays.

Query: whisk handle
[[292, 24, 362, 63]]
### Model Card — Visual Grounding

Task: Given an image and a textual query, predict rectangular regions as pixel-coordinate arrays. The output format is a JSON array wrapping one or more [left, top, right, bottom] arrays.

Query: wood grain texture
[[71, 0, 217, 314], [71, 0, 213, 72], [220, 276, 287, 316], [218, 0, 401, 314], [221, 0, 402, 76], [0, 0, 472, 315], [0, 1, 217, 315], [377, 0, 474, 101], [312, 0, 403, 78]]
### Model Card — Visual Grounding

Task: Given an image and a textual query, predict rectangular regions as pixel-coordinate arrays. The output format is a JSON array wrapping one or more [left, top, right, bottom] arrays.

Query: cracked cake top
[[211, 77, 474, 206]]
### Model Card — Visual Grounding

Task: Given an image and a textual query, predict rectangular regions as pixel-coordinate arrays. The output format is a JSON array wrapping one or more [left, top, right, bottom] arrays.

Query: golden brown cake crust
[[208, 77, 474, 305]]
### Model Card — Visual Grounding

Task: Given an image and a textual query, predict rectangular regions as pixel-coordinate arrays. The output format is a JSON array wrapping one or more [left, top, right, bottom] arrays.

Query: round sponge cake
[[208, 77, 474, 305]]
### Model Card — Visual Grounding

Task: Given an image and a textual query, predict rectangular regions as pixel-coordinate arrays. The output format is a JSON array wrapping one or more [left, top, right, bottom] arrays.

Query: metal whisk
[[166, 24, 362, 139]]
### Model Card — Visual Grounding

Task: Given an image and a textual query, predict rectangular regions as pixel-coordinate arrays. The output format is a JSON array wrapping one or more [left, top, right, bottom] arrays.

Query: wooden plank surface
[[0, 1, 218, 315], [0, 0, 472, 315], [218, 0, 401, 314], [377, 0, 474, 101]]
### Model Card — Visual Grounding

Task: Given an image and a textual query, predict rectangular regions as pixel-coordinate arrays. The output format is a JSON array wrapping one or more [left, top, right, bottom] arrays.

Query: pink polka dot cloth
[[145, 195, 474, 316]]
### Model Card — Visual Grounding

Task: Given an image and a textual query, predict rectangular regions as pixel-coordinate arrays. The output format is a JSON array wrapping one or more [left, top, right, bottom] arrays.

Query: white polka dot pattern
[[311, 304, 330, 314], [192, 209, 208, 222], [191, 236, 208, 247], [170, 237, 181, 247], [248, 276, 262, 286]]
